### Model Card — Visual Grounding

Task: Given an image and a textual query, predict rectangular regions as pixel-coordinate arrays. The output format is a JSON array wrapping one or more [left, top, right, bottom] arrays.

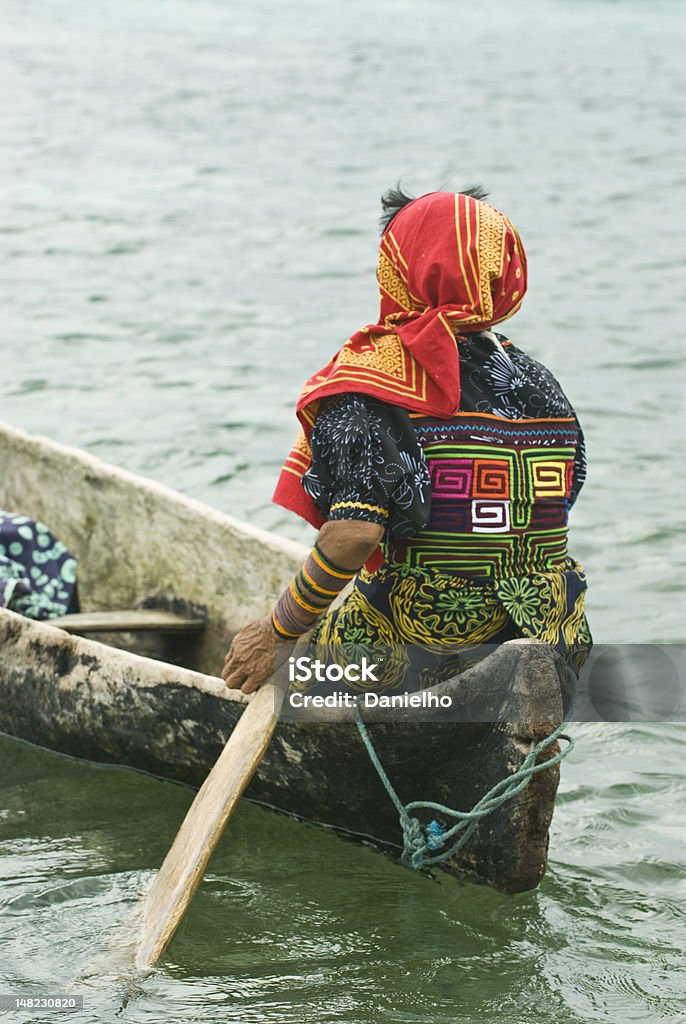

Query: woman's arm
[[221, 519, 383, 693], [316, 519, 385, 569]]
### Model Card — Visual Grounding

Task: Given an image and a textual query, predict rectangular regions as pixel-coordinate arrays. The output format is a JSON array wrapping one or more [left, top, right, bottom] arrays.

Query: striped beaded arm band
[[271, 543, 357, 640]]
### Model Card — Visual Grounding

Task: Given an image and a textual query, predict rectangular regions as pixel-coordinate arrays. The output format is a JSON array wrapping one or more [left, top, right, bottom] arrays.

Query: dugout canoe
[[0, 420, 567, 894]]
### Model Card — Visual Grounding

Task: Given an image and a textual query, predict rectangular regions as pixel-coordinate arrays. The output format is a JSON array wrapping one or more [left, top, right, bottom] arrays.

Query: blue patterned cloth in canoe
[[0, 511, 78, 619]]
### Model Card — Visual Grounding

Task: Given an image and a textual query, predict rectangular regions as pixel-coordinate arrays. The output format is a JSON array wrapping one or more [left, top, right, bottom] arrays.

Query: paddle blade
[[134, 680, 283, 971]]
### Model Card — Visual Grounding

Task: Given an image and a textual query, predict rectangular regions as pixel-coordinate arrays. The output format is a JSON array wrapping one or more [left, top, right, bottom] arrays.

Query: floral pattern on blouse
[[302, 394, 431, 537]]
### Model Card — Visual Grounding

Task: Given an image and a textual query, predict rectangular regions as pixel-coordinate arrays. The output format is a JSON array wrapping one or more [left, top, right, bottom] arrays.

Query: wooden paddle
[[134, 677, 285, 971]]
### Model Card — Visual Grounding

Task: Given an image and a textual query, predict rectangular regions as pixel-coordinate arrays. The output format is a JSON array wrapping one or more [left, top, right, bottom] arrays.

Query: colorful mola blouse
[[300, 332, 591, 683]]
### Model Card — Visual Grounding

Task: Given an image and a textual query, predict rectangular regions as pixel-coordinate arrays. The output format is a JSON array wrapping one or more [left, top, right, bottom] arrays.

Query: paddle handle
[[135, 680, 283, 971]]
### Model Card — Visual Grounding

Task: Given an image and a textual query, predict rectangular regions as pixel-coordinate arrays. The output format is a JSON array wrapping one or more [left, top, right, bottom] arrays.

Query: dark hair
[[379, 182, 490, 234]]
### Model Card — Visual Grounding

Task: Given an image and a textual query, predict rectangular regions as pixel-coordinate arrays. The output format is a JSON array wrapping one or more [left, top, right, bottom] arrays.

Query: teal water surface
[[1, 0, 685, 1021], [1, 725, 684, 1024]]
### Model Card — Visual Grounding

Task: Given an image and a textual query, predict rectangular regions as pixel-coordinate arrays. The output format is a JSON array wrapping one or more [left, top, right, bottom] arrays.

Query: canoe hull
[[0, 420, 306, 676], [0, 608, 562, 893]]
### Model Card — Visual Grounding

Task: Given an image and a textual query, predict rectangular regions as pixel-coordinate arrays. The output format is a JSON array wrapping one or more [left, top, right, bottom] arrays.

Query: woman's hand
[[222, 616, 283, 694], [222, 521, 383, 694]]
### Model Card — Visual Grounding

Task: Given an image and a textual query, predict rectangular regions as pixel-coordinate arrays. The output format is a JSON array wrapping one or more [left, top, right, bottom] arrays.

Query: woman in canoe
[[223, 187, 591, 694]]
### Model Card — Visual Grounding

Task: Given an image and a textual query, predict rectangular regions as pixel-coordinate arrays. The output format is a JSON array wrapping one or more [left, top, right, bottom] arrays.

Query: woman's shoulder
[[456, 332, 578, 420], [500, 338, 577, 418]]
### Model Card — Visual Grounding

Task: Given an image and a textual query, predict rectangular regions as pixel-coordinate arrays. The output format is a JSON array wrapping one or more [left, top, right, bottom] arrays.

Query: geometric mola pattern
[[384, 413, 581, 577]]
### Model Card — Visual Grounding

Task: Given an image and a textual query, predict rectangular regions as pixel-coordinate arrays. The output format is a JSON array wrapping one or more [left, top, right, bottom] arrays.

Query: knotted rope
[[354, 708, 574, 871]]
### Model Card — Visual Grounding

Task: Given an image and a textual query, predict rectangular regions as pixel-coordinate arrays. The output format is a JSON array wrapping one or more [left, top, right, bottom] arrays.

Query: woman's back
[[386, 332, 586, 579]]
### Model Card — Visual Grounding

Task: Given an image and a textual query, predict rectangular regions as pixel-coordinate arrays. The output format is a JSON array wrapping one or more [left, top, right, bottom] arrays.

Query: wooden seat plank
[[51, 610, 206, 634]]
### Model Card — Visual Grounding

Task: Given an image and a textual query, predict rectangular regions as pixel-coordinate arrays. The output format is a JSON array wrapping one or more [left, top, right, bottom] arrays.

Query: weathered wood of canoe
[[0, 608, 565, 893], [0, 420, 308, 675], [52, 609, 206, 634]]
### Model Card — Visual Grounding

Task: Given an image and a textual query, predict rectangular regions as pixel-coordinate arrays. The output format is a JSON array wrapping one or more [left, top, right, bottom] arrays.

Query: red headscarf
[[273, 191, 527, 529]]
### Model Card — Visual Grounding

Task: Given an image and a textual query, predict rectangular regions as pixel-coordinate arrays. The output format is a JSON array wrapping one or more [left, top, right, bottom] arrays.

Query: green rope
[[354, 708, 574, 871]]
